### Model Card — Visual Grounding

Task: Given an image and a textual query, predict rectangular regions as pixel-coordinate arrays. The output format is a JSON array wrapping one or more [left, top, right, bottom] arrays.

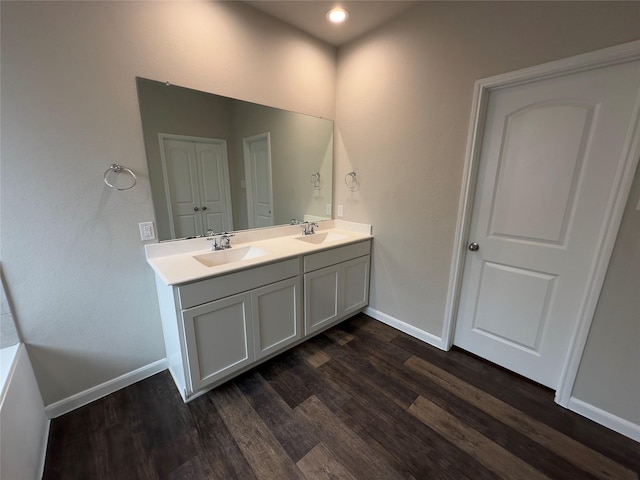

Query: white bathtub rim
[[0, 343, 22, 409]]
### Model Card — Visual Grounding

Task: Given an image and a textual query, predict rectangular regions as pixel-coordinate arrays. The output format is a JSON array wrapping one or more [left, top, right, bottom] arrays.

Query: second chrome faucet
[[211, 232, 234, 251], [301, 222, 318, 236]]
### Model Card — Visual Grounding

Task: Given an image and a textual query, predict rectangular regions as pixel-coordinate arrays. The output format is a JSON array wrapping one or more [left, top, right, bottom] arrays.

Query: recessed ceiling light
[[326, 7, 349, 24]]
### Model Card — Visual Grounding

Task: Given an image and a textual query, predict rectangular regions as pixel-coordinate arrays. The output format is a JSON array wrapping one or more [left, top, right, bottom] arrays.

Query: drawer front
[[303, 240, 371, 273], [178, 258, 300, 309]]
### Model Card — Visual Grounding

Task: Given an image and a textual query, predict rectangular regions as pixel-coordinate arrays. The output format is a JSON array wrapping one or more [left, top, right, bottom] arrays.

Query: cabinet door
[[342, 256, 370, 316], [252, 277, 302, 360], [304, 265, 340, 335], [182, 292, 253, 391]]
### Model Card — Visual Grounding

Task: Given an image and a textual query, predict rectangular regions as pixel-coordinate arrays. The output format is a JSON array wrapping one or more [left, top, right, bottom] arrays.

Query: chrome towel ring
[[104, 164, 137, 191], [345, 171, 359, 191]]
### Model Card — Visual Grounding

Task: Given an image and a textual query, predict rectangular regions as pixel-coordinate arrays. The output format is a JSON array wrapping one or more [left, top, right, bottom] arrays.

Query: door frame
[[442, 40, 640, 406], [158, 133, 233, 237]]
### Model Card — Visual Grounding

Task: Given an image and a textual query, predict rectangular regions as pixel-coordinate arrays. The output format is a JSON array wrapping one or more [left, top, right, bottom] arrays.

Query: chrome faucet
[[212, 232, 234, 251], [301, 222, 318, 235]]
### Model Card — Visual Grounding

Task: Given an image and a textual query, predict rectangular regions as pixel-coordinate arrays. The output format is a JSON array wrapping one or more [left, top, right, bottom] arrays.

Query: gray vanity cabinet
[[154, 238, 370, 402], [303, 241, 371, 335], [182, 275, 302, 392], [158, 258, 301, 400]]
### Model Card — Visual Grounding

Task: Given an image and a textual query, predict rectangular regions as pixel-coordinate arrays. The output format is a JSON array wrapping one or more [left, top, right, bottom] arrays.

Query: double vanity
[[146, 221, 372, 401]]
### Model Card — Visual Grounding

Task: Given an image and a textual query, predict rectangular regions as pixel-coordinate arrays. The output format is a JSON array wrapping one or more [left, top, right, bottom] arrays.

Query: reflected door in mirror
[[161, 135, 233, 238], [243, 133, 274, 228]]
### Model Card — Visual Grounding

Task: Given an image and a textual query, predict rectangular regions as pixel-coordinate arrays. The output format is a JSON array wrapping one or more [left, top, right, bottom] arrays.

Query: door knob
[[202, 206, 207, 211], [468, 242, 480, 251], [194, 207, 199, 212]]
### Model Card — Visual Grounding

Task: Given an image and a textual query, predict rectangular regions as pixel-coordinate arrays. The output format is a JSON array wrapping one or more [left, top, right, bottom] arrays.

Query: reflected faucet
[[301, 222, 318, 236], [212, 232, 234, 251]]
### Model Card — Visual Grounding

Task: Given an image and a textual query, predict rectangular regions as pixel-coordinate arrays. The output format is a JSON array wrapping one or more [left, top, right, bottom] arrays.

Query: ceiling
[[243, 1, 420, 46]]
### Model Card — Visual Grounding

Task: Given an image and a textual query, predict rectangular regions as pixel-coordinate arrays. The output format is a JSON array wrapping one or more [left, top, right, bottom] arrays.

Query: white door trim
[[442, 40, 640, 407]]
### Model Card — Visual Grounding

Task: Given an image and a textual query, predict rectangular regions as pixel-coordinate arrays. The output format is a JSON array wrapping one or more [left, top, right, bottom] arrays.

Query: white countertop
[[145, 220, 372, 286]]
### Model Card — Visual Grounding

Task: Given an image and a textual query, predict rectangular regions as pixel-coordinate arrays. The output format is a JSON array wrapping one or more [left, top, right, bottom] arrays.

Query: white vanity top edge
[[145, 221, 372, 286]]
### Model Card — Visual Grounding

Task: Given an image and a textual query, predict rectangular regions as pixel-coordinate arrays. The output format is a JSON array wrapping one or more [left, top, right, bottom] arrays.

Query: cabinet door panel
[[253, 277, 302, 360], [342, 256, 370, 315], [304, 266, 339, 335], [182, 292, 253, 391]]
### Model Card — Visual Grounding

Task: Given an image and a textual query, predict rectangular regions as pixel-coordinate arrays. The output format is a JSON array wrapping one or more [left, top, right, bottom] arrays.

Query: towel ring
[[345, 171, 359, 191], [104, 164, 137, 191]]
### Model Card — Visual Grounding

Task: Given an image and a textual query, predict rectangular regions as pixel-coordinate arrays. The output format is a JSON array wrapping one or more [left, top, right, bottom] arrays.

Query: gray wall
[[334, 2, 639, 423], [573, 166, 640, 424], [0, 0, 335, 405]]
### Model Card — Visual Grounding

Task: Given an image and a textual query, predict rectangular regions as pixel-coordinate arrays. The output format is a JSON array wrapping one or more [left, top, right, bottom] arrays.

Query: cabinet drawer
[[178, 258, 300, 309], [303, 240, 371, 273]]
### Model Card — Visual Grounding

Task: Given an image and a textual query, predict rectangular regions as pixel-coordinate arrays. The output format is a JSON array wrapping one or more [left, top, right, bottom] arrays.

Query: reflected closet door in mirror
[[160, 134, 233, 238]]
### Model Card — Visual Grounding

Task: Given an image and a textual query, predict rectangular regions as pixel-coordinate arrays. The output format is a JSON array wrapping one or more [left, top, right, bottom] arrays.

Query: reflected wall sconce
[[311, 172, 321, 189]]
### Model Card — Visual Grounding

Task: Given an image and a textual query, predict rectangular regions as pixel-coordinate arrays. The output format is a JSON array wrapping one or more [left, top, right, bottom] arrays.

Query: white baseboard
[[44, 358, 167, 419], [568, 396, 640, 442], [364, 307, 447, 351]]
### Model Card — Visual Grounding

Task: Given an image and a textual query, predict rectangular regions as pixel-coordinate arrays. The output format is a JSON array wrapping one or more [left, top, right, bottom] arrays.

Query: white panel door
[[161, 135, 233, 238], [196, 141, 234, 233], [454, 59, 640, 388], [162, 138, 202, 238], [243, 133, 274, 228]]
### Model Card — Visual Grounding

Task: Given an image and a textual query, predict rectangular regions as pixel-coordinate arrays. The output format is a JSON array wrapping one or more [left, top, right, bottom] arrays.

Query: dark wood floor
[[43, 314, 640, 480]]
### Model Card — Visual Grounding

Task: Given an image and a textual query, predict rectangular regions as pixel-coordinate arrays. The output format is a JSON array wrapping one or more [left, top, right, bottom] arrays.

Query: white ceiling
[[243, 1, 419, 46]]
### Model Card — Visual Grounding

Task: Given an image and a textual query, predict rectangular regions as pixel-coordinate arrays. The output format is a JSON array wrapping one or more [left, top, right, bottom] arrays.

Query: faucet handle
[[309, 222, 318, 234]]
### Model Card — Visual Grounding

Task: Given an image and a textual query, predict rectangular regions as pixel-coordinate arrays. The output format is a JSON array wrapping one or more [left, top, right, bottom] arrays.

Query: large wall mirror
[[136, 77, 334, 241]]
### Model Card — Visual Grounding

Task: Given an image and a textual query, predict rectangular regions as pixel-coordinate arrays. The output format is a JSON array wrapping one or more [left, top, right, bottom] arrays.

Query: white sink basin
[[193, 246, 270, 267], [296, 231, 347, 244]]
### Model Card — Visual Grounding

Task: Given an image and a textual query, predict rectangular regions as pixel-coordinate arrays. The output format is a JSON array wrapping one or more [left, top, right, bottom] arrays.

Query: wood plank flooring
[[42, 314, 640, 480]]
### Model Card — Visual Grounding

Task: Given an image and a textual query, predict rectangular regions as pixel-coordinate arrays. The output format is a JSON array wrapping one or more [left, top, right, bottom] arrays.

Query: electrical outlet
[[326, 204, 332, 215], [139, 222, 156, 241], [337, 205, 344, 217]]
